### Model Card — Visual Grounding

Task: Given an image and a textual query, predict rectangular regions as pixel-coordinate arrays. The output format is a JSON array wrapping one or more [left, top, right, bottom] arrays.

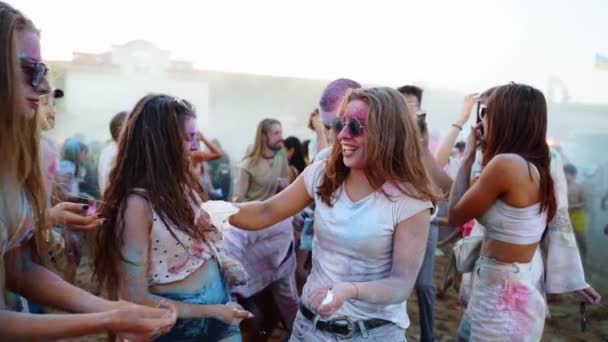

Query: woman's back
[[479, 154, 547, 246]]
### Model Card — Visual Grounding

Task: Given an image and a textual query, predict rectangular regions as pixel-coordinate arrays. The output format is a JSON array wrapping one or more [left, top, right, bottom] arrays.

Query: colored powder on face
[[19, 32, 42, 61], [345, 107, 367, 122]]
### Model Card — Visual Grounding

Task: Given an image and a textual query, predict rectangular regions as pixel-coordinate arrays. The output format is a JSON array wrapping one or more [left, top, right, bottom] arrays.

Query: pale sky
[[14, 0, 608, 104]]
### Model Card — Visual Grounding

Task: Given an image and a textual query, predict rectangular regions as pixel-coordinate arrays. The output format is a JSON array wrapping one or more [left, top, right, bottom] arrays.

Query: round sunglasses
[[20, 57, 48, 88], [331, 117, 365, 136], [476, 103, 487, 123]]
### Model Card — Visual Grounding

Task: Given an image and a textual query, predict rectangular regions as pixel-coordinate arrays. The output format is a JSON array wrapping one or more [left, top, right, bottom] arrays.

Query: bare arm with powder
[[421, 147, 453, 195], [434, 94, 478, 167], [6, 242, 117, 313], [308, 209, 431, 317], [194, 131, 224, 162], [229, 175, 313, 230], [0, 307, 174, 341], [117, 195, 252, 324], [3, 242, 176, 339]]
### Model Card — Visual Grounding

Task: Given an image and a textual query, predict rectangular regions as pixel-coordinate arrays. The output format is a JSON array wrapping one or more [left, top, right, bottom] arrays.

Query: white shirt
[[97, 142, 118, 195], [301, 160, 432, 328]]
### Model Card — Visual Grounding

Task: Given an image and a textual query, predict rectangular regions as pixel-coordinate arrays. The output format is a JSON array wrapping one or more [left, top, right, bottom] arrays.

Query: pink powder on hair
[[319, 79, 360, 112]]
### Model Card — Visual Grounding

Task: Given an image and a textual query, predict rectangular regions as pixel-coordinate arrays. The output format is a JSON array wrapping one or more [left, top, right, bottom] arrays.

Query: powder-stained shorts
[[458, 256, 546, 342]]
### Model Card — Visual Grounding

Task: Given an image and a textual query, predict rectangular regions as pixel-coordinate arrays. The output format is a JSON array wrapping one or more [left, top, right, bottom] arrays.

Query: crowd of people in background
[[1, 2, 607, 342]]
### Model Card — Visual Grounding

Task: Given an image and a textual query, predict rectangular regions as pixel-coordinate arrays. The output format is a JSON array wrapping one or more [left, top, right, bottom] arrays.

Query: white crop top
[[478, 199, 547, 245], [477, 162, 548, 245]]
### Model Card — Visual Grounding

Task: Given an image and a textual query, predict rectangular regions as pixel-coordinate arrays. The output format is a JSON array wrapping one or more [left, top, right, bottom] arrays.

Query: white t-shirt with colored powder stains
[[300, 160, 432, 328]]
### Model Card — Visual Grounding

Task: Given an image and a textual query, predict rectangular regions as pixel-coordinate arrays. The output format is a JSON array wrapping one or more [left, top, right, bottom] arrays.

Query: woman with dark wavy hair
[[95, 94, 251, 341], [230, 87, 437, 341], [448, 83, 557, 340]]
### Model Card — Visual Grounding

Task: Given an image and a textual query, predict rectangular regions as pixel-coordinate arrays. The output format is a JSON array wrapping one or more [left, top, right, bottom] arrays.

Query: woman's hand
[[196, 131, 205, 142], [463, 124, 483, 162], [457, 93, 480, 127], [576, 287, 602, 305], [48, 202, 103, 231], [211, 303, 253, 326], [107, 300, 177, 341], [308, 283, 357, 318], [221, 256, 249, 287]]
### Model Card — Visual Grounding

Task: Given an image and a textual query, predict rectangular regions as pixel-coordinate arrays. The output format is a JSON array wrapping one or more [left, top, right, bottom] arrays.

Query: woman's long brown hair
[[94, 94, 207, 296], [482, 83, 557, 222], [0, 2, 49, 256], [317, 87, 438, 206]]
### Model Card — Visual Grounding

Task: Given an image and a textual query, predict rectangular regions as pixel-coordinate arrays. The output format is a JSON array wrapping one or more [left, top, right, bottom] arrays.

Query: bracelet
[[350, 282, 359, 299], [452, 124, 463, 131]]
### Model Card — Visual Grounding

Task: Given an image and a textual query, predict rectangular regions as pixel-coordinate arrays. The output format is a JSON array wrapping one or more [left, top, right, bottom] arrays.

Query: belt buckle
[[329, 316, 356, 339]]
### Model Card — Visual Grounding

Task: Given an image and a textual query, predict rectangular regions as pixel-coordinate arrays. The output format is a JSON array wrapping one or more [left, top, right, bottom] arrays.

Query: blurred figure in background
[[284, 136, 307, 179], [56, 138, 91, 202], [397, 84, 462, 342], [565, 163, 588, 261], [301, 139, 311, 165], [189, 131, 225, 199], [39, 88, 63, 200], [224, 118, 298, 341], [98, 111, 127, 196], [80, 140, 101, 199], [207, 138, 233, 201]]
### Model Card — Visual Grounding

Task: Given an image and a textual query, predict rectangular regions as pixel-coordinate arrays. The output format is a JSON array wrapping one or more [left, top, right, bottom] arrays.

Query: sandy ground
[[60, 254, 607, 342]]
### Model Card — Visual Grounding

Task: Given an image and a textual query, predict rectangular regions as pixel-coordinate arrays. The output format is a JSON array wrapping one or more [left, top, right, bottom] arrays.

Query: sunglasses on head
[[20, 57, 48, 88], [331, 117, 365, 137]]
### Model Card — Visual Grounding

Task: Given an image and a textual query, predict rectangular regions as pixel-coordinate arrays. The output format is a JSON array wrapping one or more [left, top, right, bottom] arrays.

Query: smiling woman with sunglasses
[[230, 87, 437, 341], [0, 2, 177, 340]]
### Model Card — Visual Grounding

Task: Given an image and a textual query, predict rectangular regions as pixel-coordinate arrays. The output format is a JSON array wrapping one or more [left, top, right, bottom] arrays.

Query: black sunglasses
[[332, 117, 365, 137], [20, 57, 48, 88], [476, 103, 487, 124]]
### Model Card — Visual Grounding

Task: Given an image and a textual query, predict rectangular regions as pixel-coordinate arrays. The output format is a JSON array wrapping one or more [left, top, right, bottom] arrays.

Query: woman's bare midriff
[[150, 258, 217, 295], [481, 238, 539, 264]]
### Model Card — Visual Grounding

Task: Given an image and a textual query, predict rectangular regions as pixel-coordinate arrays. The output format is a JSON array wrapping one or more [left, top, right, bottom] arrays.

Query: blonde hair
[[317, 87, 438, 205], [0, 2, 49, 255]]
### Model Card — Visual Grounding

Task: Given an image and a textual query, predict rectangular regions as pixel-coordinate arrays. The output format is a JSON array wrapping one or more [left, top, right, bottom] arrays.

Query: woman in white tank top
[[448, 83, 559, 341]]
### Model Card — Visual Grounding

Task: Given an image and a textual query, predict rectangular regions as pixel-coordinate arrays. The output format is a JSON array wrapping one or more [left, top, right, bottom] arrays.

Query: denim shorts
[[154, 259, 241, 341], [289, 310, 406, 342]]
